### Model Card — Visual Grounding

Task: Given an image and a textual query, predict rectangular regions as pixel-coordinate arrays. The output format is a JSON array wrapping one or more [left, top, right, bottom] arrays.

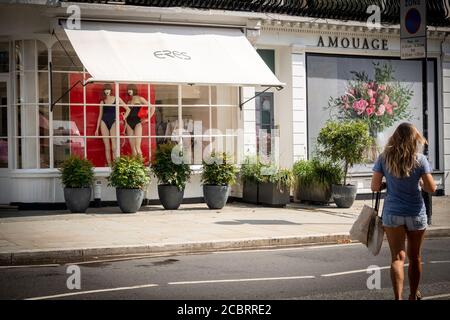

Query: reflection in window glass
[[38, 72, 48, 103], [211, 106, 237, 136], [51, 41, 83, 71], [182, 107, 209, 135], [39, 105, 49, 137], [153, 85, 178, 105], [211, 87, 238, 106], [182, 86, 209, 105], [40, 138, 49, 168]]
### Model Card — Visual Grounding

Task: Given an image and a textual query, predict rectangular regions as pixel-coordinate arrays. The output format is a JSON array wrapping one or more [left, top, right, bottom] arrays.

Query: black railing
[[64, 0, 450, 27]]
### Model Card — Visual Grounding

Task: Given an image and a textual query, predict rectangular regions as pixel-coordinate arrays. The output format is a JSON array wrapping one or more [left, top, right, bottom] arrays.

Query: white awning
[[63, 21, 283, 88]]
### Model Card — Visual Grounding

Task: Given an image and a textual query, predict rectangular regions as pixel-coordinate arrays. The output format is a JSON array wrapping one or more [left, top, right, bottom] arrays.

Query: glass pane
[[37, 41, 48, 71], [17, 138, 37, 169], [54, 136, 84, 168], [211, 86, 238, 106], [211, 106, 237, 134], [153, 85, 178, 105], [0, 138, 7, 168], [51, 40, 83, 71], [181, 85, 209, 105], [39, 105, 49, 136], [154, 106, 179, 137], [85, 81, 115, 104], [87, 138, 118, 167], [18, 71, 37, 104], [0, 42, 9, 73], [182, 106, 209, 135], [51, 72, 84, 104], [52, 105, 83, 136], [0, 108, 6, 137], [211, 136, 238, 163], [16, 105, 37, 136], [38, 71, 48, 103], [39, 138, 49, 168]]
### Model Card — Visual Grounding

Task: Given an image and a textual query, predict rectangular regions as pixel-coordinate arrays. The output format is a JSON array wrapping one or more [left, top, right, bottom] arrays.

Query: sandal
[[409, 290, 422, 300]]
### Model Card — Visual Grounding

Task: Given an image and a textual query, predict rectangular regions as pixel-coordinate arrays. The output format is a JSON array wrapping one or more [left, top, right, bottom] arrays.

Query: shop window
[[255, 92, 274, 155], [0, 81, 7, 168], [306, 54, 438, 171], [12, 38, 240, 169]]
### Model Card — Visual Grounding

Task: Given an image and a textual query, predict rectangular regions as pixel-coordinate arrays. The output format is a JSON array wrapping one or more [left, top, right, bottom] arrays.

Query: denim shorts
[[382, 213, 428, 231]]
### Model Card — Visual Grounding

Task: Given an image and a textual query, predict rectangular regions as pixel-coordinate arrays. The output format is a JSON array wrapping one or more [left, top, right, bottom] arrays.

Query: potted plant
[[151, 142, 192, 210], [239, 156, 262, 204], [201, 152, 238, 209], [108, 156, 150, 213], [317, 120, 371, 208], [293, 159, 342, 204], [59, 155, 94, 213], [258, 164, 293, 207]]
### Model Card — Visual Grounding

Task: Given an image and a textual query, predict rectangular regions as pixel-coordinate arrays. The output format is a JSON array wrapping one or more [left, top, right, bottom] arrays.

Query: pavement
[[0, 196, 449, 266]]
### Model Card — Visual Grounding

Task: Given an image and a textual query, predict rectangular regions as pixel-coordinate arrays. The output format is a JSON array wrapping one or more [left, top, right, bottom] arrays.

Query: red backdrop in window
[[69, 74, 156, 167]]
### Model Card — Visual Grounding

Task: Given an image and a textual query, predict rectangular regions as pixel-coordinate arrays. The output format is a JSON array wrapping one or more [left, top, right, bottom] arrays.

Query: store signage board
[[400, 0, 426, 59]]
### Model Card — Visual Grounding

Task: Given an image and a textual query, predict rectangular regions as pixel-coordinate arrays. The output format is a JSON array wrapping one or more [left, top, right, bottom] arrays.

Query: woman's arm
[[421, 173, 437, 193], [119, 97, 131, 119], [371, 171, 384, 192]]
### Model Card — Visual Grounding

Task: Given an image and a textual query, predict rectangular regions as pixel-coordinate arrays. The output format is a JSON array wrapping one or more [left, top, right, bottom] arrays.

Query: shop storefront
[[0, 1, 449, 206]]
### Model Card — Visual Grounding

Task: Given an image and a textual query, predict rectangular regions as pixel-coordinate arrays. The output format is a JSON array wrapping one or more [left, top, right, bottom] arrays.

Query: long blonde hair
[[381, 123, 427, 178]]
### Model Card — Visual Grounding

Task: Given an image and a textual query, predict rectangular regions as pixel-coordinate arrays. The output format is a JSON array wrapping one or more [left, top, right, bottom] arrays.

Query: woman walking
[[371, 123, 436, 300]]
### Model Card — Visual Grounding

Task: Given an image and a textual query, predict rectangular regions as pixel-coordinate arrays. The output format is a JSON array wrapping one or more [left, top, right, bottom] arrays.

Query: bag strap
[[372, 191, 381, 215]]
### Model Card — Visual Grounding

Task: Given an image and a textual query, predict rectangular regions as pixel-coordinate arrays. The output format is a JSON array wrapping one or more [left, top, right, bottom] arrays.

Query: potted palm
[[59, 155, 94, 213], [293, 159, 342, 204], [258, 164, 293, 207], [239, 156, 261, 204], [317, 120, 371, 208], [151, 142, 192, 210], [108, 156, 150, 213], [202, 152, 238, 209]]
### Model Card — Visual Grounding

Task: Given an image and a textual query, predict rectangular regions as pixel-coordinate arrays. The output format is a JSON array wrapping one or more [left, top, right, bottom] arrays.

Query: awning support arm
[[50, 29, 89, 112], [239, 86, 283, 110]]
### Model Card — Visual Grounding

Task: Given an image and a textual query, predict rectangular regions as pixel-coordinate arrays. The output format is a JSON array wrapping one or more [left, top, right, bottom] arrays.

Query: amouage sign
[[317, 36, 389, 50]]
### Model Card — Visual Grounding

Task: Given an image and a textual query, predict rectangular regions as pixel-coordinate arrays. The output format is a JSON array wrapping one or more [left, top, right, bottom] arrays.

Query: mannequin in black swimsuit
[[95, 84, 130, 167], [126, 84, 155, 156]]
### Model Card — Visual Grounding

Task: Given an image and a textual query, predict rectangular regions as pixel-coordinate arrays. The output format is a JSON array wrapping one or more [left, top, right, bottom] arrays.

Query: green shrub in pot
[[258, 164, 293, 207], [317, 120, 371, 207], [59, 155, 94, 213], [151, 142, 192, 210], [201, 152, 238, 209], [293, 159, 342, 203], [108, 156, 150, 213], [239, 156, 263, 204]]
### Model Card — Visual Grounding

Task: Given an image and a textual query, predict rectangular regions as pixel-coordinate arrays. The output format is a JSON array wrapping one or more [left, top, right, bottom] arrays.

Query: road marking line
[[25, 284, 159, 300], [422, 293, 450, 300], [429, 260, 450, 264], [321, 266, 392, 277], [0, 264, 60, 269], [169, 275, 315, 285]]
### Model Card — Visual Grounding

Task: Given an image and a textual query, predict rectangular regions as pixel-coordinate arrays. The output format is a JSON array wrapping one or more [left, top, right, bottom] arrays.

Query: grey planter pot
[[64, 187, 91, 213], [243, 181, 259, 204], [258, 182, 290, 207], [116, 188, 144, 213], [295, 180, 332, 204], [158, 185, 184, 210], [203, 184, 229, 209], [332, 184, 358, 208]]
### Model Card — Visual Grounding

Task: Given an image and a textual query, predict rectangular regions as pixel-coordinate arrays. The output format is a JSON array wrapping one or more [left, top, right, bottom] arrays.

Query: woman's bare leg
[[126, 125, 137, 156], [135, 122, 143, 156], [385, 226, 407, 300], [100, 121, 112, 167], [110, 122, 117, 160], [407, 229, 426, 300]]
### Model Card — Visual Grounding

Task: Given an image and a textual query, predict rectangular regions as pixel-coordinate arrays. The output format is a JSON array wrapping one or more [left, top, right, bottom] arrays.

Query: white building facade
[[0, 1, 448, 207]]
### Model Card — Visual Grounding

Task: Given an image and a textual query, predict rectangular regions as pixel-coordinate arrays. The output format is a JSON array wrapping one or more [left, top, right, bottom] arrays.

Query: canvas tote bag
[[349, 192, 384, 255]]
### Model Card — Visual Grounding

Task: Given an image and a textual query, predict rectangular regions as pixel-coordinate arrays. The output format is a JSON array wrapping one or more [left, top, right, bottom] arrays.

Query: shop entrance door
[[0, 77, 9, 170]]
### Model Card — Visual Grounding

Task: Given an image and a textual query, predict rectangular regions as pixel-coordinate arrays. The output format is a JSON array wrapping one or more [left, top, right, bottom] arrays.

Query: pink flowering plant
[[328, 63, 413, 136]]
